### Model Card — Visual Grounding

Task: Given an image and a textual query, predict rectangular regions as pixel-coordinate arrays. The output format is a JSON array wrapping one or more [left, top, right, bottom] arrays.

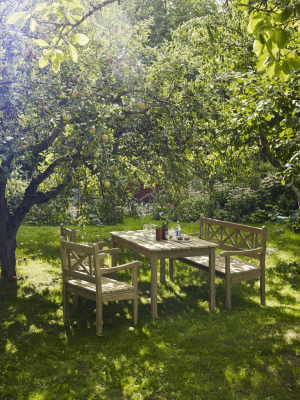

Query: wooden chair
[[175, 216, 267, 310], [60, 238, 142, 334], [60, 223, 122, 273], [60, 223, 122, 307]]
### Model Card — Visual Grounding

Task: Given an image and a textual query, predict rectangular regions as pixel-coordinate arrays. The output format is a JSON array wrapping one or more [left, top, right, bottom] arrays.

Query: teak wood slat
[[176, 216, 267, 310]]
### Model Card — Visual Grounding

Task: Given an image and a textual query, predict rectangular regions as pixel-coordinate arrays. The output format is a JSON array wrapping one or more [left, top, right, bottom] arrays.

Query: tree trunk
[[0, 226, 17, 280], [292, 185, 300, 215]]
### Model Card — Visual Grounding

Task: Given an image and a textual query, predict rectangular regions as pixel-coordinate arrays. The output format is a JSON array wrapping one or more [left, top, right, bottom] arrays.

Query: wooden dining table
[[110, 230, 218, 320]]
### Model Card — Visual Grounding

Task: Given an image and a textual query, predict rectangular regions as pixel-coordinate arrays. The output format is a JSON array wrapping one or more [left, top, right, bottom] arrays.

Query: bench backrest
[[199, 216, 267, 262]]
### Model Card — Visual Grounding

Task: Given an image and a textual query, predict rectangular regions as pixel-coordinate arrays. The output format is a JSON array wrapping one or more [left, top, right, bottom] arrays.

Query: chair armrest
[[220, 247, 263, 257], [97, 241, 108, 249], [99, 248, 122, 255], [99, 260, 142, 275], [187, 232, 200, 237]]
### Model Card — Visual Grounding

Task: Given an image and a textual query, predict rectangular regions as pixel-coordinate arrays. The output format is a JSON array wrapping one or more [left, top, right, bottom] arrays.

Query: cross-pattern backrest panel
[[60, 224, 77, 243], [199, 217, 266, 260]]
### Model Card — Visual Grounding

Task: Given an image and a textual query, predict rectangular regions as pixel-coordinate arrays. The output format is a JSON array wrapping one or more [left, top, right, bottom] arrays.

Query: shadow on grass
[[2, 227, 300, 399]]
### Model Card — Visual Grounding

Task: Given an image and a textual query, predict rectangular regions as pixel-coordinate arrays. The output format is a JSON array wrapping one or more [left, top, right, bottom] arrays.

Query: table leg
[[169, 259, 173, 281], [151, 254, 158, 320], [110, 236, 117, 280], [209, 247, 216, 312], [160, 258, 165, 284]]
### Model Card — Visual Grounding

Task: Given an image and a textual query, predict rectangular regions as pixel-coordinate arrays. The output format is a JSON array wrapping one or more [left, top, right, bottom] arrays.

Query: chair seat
[[67, 277, 135, 294], [179, 254, 260, 276]]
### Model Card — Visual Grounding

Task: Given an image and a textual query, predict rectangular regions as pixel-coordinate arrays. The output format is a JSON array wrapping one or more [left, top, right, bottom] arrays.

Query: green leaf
[[267, 63, 275, 78], [39, 56, 49, 68], [66, 13, 76, 24], [282, 60, 291, 75], [35, 3, 48, 12], [69, 3, 85, 11], [274, 29, 290, 49], [248, 11, 264, 34], [52, 58, 60, 73], [6, 11, 28, 25], [30, 18, 37, 32], [51, 37, 64, 47], [280, 4, 293, 23], [257, 53, 268, 71], [73, 33, 89, 46], [253, 40, 263, 56], [295, 2, 300, 17], [33, 39, 49, 48], [69, 44, 78, 63], [289, 55, 300, 70], [54, 50, 64, 62]]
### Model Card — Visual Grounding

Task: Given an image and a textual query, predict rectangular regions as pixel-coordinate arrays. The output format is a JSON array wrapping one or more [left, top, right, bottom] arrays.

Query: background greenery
[[0, 217, 299, 399]]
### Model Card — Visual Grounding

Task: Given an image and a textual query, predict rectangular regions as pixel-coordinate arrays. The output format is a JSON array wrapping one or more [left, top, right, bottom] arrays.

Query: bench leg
[[73, 294, 78, 308], [169, 259, 174, 281], [225, 257, 231, 310], [96, 301, 103, 334]]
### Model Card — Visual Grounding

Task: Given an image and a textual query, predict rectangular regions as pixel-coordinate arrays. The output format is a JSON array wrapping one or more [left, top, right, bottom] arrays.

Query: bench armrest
[[187, 232, 200, 237], [99, 260, 142, 274], [220, 247, 263, 257]]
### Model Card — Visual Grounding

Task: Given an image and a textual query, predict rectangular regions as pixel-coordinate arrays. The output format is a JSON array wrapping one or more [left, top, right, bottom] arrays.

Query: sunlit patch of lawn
[[0, 219, 299, 399]]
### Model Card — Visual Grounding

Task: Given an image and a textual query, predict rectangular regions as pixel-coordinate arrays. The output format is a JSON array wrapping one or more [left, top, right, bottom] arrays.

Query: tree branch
[[259, 130, 281, 169], [11, 152, 82, 229]]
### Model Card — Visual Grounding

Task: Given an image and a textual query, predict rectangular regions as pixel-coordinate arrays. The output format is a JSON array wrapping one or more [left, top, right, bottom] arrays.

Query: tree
[[1, 0, 204, 280], [0, 0, 154, 280]]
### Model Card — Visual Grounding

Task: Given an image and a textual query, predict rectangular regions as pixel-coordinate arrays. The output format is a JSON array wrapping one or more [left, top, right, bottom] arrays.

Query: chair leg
[[96, 301, 103, 334], [63, 287, 69, 325], [132, 292, 138, 326]]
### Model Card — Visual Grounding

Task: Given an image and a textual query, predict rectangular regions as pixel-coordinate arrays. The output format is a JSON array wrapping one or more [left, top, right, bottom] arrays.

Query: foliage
[[170, 174, 297, 224], [0, 219, 300, 398], [6, 0, 120, 72], [236, 0, 300, 79]]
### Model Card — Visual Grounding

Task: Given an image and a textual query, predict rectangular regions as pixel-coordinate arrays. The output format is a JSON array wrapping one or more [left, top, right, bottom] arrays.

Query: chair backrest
[[60, 223, 77, 243], [60, 238, 107, 289], [199, 216, 267, 262]]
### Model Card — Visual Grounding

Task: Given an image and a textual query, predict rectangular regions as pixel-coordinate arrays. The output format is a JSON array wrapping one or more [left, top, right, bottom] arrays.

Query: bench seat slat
[[178, 255, 260, 276]]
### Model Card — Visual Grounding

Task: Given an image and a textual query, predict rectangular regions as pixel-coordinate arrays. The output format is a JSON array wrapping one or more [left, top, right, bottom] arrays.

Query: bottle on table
[[176, 221, 181, 237]]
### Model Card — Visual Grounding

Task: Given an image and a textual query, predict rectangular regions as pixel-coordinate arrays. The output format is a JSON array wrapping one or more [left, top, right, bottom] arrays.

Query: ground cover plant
[[1, 217, 299, 399]]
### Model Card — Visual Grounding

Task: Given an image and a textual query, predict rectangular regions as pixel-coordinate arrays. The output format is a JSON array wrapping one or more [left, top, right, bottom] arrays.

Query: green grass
[[0, 218, 300, 399]]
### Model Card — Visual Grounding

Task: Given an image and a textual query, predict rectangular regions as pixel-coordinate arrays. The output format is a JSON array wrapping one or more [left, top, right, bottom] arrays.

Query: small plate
[[172, 236, 193, 242]]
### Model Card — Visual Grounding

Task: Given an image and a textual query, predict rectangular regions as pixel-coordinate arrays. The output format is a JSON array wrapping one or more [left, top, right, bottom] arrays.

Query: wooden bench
[[176, 216, 267, 310], [60, 238, 142, 334]]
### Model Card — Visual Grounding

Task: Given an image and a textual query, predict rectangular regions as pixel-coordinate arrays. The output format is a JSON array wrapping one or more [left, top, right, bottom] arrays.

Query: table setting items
[[143, 224, 157, 241]]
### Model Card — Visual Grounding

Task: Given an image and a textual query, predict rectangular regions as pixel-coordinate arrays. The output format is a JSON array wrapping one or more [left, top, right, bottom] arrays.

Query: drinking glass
[[143, 224, 157, 241], [166, 228, 175, 241]]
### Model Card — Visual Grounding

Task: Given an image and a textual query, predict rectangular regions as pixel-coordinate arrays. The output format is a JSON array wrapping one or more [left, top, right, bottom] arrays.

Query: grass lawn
[[0, 217, 300, 399]]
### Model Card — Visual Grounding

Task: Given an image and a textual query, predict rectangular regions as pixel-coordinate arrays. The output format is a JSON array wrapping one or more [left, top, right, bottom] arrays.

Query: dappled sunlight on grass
[[1, 221, 300, 398]]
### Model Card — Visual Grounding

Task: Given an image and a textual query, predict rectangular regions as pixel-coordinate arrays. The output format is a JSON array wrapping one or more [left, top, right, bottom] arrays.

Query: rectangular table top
[[110, 230, 218, 255]]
